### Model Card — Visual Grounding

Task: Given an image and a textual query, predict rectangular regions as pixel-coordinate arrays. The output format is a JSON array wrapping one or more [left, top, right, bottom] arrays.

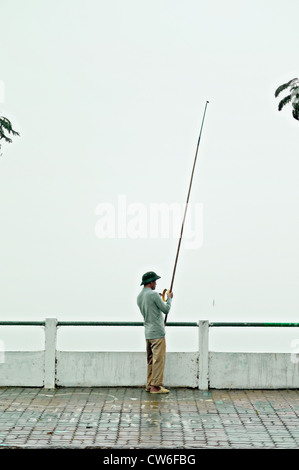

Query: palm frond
[[2, 137, 13, 143], [292, 109, 299, 121], [290, 85, 299, 93], [0, 116, 12, 129], [274, 78, 298, 97], [0, 127, 12, 143], [292, 101, 299, 121], [0, 116, 19, 135], [0, 129, 12, 143], [278, 94, 292, 111], [0, 115, 19, 153], [10, 128, 19, 137]]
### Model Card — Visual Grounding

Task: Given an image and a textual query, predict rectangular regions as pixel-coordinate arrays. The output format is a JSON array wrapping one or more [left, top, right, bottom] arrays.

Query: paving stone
[[1, 387, 299, 448]]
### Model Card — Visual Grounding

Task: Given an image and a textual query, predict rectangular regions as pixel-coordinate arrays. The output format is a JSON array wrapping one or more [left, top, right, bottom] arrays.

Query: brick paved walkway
[[0, 387, 299, 449]]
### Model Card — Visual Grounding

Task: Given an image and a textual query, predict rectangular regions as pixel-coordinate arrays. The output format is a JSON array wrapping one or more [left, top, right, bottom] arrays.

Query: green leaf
[[274, 78, 298, 98], [0, 115, 19, 154], [278, 94, 292, 111], [292, 101, 299, 121]]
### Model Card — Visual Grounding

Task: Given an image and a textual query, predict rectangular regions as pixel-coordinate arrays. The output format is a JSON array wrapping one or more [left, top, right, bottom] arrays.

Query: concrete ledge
[[164, 352, 198, 387], [209, 352, 299, 389], [2, 350, 299, 389], [56, 351, 198, 387], [0, 351, 44, 386]]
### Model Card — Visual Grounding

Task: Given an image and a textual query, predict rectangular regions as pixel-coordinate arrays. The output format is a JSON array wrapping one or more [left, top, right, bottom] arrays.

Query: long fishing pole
[[163, 100, 209, 325]]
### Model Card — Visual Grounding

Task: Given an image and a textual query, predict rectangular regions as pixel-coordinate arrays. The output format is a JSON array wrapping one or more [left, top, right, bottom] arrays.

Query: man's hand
[[158, 290, 173, 299]]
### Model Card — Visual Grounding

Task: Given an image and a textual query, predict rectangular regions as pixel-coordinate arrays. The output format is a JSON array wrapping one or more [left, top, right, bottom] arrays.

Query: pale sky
[[0, 0, 298, 352]]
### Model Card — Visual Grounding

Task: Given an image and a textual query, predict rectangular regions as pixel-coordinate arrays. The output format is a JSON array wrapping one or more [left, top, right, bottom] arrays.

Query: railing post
[[198, 320, 209, 390], [44, 318, 57, 388]]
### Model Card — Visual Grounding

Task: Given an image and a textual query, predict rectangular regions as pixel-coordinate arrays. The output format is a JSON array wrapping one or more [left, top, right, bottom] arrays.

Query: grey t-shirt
[[137, 287, 172, 339]]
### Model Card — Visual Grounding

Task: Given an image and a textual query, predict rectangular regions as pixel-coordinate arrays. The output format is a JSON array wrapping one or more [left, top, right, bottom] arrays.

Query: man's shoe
[[150, 386, 170, 394]]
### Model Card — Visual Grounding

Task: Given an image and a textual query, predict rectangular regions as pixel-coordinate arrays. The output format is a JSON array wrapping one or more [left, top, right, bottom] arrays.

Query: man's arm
[[153, 291, 172, 315]]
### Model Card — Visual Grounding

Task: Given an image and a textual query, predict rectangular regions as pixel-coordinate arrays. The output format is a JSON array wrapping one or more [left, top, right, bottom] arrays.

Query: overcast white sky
[[0, 0, 298, 352]]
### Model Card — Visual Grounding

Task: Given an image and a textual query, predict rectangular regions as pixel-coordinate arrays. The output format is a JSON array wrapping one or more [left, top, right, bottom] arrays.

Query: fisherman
[[137, 271, 173, 394]]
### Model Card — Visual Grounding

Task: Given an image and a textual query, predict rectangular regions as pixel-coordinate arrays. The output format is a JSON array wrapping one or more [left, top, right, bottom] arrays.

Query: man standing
[[137, 271, 173, 394]]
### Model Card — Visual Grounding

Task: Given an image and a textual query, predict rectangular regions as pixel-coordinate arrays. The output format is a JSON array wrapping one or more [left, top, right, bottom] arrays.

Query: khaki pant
[[146, 337, 166, 388]]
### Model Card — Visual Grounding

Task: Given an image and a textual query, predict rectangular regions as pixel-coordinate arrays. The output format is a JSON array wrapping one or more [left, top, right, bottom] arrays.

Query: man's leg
[[146, 339, 153, 391], [150, 337, 166, 389]]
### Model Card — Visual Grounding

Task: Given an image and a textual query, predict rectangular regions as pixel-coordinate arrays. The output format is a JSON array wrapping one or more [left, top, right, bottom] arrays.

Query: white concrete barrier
[[0, 351, 44, 386], [209, 352, 299, 389], [56, 351, 198, 387], [1, 318, 299, 389]]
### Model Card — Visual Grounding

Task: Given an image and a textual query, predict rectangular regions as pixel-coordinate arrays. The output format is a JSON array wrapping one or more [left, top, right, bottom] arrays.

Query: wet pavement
[[0, 387, 299, 449]]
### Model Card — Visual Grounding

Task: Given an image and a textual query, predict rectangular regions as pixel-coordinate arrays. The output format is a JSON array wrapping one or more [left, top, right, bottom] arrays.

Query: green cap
[[140, 271, 161, 286]]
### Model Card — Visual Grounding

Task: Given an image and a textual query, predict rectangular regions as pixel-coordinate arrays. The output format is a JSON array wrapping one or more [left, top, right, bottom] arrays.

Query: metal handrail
[[57, 321, 198, 327], [0, 320, 198, 327], [0, 320, 298, 327], [210, 322, 299, 327], [0, 321, 45, 326]]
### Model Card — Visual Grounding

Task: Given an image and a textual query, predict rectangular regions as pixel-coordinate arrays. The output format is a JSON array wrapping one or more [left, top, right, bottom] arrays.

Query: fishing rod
[[162, 100, 209, 325]]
